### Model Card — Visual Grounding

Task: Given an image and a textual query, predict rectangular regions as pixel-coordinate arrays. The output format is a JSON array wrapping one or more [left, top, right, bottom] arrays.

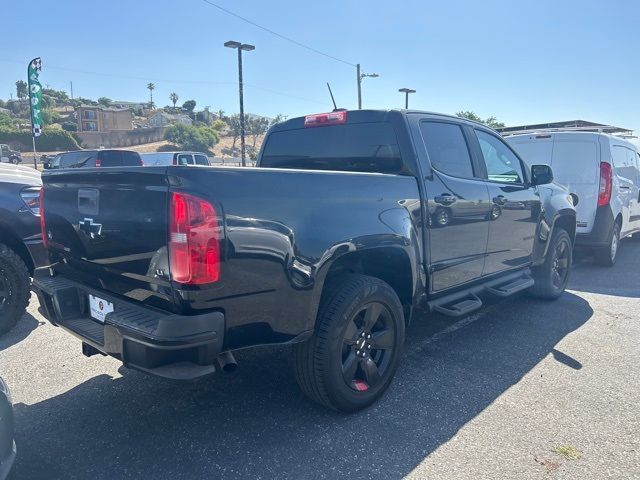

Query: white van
[[506, 131, 640, 266]]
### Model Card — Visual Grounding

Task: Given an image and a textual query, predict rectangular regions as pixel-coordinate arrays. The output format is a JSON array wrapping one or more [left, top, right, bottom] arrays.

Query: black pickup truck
[[33, 110, 576, 412]]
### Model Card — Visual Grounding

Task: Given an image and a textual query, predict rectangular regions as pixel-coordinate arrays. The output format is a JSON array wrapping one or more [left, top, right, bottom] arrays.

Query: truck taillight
[[598, 162, 612, 207], [168, 192, 220, 284], [95, 157, 102, 167], [39, 187, 47, 248], [304, 111, 347, 128]]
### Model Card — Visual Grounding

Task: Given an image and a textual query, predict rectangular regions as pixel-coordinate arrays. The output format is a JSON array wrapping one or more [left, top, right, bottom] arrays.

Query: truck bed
[[41, 165, 422, 349]]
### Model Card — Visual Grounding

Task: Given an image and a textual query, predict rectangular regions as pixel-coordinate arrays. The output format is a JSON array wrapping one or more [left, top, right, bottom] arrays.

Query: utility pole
[[70, 81, 74, 100], [224, 40, 255, 167], [356, 64, 379, 110]]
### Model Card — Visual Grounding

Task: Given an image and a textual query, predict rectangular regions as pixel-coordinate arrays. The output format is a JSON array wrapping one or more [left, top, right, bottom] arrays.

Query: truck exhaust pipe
[[216, 351, 238, 375]]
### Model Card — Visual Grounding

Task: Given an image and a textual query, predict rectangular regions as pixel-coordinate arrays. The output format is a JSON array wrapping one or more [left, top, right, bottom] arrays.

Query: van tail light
[[597, 162, 612, 207], [304, 111, 347, 128], [39, 187, 48, 249], [168, 192, 220, 284]]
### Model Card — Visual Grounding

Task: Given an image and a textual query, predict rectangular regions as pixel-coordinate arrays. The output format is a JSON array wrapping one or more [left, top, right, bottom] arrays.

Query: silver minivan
[[507, 131, 640, 266], [140, 151, 210, 166]]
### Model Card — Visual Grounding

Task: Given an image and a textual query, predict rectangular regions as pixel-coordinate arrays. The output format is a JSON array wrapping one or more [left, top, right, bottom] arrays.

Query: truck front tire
[[293, 274, 405, 412], [528, 228, 572, 300], [0, 243, 31, 335]]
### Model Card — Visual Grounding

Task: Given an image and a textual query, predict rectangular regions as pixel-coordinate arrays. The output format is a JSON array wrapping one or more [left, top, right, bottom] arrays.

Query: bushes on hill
[[163, 123, 220, 152], [0, 126, 80, 151]]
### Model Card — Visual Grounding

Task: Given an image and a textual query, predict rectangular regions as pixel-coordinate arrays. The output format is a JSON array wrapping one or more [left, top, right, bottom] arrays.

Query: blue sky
[[2, 0, 639, 132]]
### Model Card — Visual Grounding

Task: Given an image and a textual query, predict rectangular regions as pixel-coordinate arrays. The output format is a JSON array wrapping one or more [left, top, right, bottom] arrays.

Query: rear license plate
[[89, 294, 114, 323]]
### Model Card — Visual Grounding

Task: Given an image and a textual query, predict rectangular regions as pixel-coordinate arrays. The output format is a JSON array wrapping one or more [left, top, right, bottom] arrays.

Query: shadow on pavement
[[569, 238, 640, 298], [0, 312, 41, 352], [11, 291, 592, 479]]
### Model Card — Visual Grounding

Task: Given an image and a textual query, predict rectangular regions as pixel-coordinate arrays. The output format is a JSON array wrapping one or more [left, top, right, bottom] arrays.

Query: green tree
[[0, 112, 18, 130], [41, 109, 61, 126], [247, 116, 270, 147], [225, 114, 242, 149], [169, 92, 179, 110], [164, 123, 220, 152], [455, 110, 505, 129], [270, 114, 286, 126], [15, 80, 28, 101], [182, 100, 196, 113], [147, 82, 155, 108], [98, 97, 113, 107]]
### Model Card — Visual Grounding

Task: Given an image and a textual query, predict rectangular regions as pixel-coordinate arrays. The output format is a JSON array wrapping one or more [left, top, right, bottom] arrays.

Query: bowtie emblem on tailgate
[[79, 218, 102, 238]]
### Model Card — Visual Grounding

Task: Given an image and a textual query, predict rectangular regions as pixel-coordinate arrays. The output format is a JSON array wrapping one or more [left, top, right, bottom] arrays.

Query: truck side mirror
[[43, 162, 51, 170], [531, 164, 553, 186]]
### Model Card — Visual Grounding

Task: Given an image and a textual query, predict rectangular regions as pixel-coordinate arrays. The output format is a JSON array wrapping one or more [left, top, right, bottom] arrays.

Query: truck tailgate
[[42, 167, 173, 309]]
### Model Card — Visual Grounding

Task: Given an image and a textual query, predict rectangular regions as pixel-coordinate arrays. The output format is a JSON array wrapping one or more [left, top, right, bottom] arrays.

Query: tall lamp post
[[398, 88, 416, 109], [224, 40, 255, 166], [356, 64, 379, 109]]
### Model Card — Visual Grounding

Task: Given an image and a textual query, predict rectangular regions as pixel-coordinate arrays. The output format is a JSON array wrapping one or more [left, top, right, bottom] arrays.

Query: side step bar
[[486, 275, 534, 297], [427, 270, 533, 318], [433, 293, 482, 317]]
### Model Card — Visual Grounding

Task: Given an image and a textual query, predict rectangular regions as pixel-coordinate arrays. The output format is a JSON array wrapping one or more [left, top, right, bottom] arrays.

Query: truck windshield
[[260, 122, 402, 173]]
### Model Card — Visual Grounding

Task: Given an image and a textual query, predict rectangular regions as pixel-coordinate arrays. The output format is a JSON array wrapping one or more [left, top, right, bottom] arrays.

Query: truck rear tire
[[594, 222, 620, 266], [528, 228, 572, 300], [293, 274, 405, 412], [0, 243, 31, 335]]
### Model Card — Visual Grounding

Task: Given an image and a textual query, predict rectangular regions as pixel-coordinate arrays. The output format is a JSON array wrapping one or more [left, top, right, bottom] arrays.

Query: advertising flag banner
[[27, 57, 43, 137]]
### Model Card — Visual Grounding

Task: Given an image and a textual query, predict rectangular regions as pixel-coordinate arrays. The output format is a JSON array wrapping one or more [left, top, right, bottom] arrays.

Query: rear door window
[[100, 151, 123, 167], [59, 151, 97, 168], [419, 122, 475, 178], [194, 154, 209, 165], [176, 154, 192, 166]]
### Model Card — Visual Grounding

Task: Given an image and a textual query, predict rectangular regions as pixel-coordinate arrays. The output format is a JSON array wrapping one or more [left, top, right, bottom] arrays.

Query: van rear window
[[260, 122, 402, 173]]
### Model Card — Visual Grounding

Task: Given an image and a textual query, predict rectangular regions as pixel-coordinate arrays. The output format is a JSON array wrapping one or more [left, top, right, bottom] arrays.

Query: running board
[[426, 269, 533, 318], [432, 293, 482, 317], [486, 275, 534, 297]]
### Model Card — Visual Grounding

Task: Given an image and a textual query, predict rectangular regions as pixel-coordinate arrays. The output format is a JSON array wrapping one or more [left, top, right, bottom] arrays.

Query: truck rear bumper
[[32, 268, 224, 380]]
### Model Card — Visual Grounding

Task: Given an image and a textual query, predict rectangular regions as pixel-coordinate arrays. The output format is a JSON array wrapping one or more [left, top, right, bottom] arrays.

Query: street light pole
[[356, 64, 379, 109], [225, 40, 255, 166], [398, 88, 416, 109]]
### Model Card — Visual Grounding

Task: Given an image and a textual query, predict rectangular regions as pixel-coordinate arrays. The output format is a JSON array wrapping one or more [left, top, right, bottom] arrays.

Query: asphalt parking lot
[[1, 242, 639, 480]]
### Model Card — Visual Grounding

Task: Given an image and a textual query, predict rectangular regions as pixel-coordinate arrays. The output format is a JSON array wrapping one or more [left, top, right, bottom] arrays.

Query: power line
[[0, 58, 328, 105], [200, 0, 356, 67]]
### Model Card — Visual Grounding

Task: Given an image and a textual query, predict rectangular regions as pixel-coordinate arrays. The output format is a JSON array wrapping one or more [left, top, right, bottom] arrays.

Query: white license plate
[[89, 294, 114, 323]]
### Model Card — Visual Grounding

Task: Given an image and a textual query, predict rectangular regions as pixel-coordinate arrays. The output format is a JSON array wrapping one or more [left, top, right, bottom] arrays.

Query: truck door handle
[[493, 195, 507, 205], [434, 194, 456, 205], [619, 185, 630, 190]]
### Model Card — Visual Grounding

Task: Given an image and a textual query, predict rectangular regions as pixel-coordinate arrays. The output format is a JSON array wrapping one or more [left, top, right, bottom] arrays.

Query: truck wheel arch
[[317, 247, 415, 325], [0, 224, 34, 274], [533, 211, 576, 266]]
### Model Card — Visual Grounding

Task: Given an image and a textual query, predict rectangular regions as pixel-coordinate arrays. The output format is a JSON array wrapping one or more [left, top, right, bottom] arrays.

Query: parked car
[[506, 130, 640, 265], [0, 164, 45, 334], [44, 149, 143, 169], [33, 110, 576, 412], [140, 151, 210, 166], [0, 145, 22, 164], [0, 376, 15, 480]]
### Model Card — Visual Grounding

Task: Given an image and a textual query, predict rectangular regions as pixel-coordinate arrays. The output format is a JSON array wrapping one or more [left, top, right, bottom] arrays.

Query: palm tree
[[169, 92, 179, 111], [146, 82, 155, 109]]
